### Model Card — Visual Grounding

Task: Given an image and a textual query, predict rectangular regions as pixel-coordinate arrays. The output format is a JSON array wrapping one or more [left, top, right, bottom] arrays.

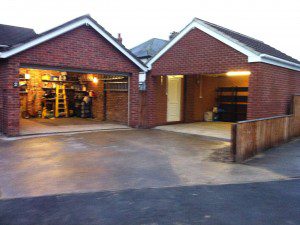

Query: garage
[[135, 17, 300, 136], [18, 67, 130, 135], [152, 72, 249, 140], [0, 15, 147, 136]]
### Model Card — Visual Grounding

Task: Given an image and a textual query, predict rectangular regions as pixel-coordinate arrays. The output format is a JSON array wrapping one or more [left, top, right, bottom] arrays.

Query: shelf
[[216, 87, 248, 92], [74, 90, 88, 93], [42, 80, 78, 83], [42, 87, 76, 91]]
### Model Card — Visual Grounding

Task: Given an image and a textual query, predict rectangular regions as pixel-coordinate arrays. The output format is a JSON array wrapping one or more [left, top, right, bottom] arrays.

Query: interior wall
[[19, 68, 128, 123], [106, 91, 128, 124], [19, 68, 61, 116], [184, 75, 249, 122]]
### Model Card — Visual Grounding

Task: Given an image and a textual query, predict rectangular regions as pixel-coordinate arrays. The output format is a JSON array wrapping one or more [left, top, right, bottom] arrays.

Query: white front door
[[167, 75, 183, 122]]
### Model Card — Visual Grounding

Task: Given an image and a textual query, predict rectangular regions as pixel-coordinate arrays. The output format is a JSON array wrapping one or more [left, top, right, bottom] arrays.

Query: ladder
[[55, 84, 69, 118]]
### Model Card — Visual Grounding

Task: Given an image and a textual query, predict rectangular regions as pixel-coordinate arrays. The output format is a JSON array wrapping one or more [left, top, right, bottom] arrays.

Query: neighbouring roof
[[131, 38, 168, 59], [0, 24, 37, 51], [0, 15, 148, 71], [147, 18, 300, 71], [196, 18, 300, 65]]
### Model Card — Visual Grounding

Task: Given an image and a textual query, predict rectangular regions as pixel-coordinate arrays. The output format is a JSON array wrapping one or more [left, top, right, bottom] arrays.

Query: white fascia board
[[146, 20, 260, 69], [0, 18, 148, 72], [147, 19, 300, 72], [259, 54, 300, 71]]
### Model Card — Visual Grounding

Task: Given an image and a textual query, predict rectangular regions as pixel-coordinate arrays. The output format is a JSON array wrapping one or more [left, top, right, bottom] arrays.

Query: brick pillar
[[2, 61, 20, 136], [128, 72, 139, 127], [247, 64, 260, 120], [145, 74, 158, 128], [0, 63, 4, 133], [145, 74, 167, 128]]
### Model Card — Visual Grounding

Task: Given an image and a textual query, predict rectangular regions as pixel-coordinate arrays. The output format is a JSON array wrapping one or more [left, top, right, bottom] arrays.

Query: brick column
[[2, 61, 20, 136], [128, 72, 139, 127]]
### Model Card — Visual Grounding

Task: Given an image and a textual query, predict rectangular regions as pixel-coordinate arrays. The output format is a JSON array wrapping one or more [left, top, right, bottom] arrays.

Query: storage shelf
[[42, 80, 78, 83], [216, 86, 249, 122]]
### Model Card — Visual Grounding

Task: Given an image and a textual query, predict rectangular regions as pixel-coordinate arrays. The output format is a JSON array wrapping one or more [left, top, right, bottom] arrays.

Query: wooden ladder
[[55, 84, 69, 118]]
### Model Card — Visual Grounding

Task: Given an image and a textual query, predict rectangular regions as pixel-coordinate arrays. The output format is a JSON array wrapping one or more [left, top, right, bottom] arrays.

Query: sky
[[1, 0, 300, 60]]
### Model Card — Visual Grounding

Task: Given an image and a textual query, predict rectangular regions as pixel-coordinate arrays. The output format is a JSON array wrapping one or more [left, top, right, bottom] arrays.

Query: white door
[[167, 76, 182, 122]]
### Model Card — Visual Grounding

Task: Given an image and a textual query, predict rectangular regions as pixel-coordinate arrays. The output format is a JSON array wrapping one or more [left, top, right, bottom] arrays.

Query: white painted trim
[[259, 54, 300, 71], [146, 19, 300, 72], [147, 20, 260, 69], [0, 18, 148, 72]]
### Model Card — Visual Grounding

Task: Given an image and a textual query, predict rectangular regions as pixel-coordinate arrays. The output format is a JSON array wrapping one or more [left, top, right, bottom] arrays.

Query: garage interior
[[19, 67, 130, 135], [184, 72, 249, 123], [156, 72, 250, 140]]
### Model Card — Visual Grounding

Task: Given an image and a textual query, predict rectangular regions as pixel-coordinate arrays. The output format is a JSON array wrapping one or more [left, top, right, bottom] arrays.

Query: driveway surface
[[20, 118, 129, 135], [155, 122, 232, 140], [0, 129, 300, 224], [1, 179, 299, 225]]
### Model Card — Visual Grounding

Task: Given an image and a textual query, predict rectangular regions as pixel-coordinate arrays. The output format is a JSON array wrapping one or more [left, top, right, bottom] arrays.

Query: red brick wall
[[145, 28, 300, 127], [0, 63, 4, 133], [0, 25, 141, 135], [146, 28, 250, 127], [0, 61, 20, 135], [106, 91, 128, 123], [150, 28, 250, 76], [248, 63, 300, 119]]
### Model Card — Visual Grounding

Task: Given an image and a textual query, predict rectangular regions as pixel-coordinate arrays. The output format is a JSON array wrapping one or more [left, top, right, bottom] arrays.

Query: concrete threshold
[[0, 127, 132, 141]]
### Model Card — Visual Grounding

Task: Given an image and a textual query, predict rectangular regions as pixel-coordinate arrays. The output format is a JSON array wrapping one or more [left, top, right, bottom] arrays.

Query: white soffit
[[0, 18, 148, 72], [146, 20, 300, 72]]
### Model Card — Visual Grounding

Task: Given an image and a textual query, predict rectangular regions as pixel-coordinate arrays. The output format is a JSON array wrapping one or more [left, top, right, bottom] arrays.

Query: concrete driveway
[[0, 129, 299, 199], [1, 130, 300, 224]]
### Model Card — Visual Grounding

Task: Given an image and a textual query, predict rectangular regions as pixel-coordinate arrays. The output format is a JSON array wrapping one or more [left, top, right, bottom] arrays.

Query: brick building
[[132, 18, 300, 127], [0, 15, 147, 136], [1, 16, 300, 136]]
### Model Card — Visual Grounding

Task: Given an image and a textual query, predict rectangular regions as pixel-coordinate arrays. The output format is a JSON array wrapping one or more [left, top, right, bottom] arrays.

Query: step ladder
[[55, 84, 69, 118]]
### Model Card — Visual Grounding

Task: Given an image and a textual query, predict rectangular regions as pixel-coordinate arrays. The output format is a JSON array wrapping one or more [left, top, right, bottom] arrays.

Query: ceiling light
[[93, 77, 99, 83], [226, 71, 251, 76], [24, 73, 30, 79]]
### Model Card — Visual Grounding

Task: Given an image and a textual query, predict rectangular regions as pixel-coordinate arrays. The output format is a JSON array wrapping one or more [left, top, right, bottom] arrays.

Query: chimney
[[169, 31, 178, 40], [117, 33, 122, 44]]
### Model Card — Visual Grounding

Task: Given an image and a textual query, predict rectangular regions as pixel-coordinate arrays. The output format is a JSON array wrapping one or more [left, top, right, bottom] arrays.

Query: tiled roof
[[196, 18, 300, 64], [131, 38, 168, 59], [0, 24, 37, 49], [0, 15, 146, 70]]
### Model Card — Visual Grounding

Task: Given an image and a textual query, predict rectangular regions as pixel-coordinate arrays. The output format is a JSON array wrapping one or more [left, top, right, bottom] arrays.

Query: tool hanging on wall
[[55, 84, 69, 118]]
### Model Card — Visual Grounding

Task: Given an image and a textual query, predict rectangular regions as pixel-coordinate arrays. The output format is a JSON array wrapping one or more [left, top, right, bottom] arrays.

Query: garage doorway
[[19, 67, 130, 135]]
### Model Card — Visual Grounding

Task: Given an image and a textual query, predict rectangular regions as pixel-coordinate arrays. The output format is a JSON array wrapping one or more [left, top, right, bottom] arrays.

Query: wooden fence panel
[[232, 95, 300, 162]]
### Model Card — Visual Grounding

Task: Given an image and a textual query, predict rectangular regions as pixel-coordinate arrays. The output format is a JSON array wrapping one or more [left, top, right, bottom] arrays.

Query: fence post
[[231, 123, 237, 162]]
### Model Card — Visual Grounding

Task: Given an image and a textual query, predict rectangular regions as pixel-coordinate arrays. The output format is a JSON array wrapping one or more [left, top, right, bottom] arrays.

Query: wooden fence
[[232, 95, 300, 162]]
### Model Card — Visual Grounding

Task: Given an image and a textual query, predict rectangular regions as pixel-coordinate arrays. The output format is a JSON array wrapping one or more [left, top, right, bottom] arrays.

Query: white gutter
[[258, 54, 300, 71]]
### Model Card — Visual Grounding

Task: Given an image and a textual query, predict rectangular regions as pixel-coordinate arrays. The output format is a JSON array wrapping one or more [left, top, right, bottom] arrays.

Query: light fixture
[[24, 73, 30, 80], [93, 76, 99, 83], [226, 71, 251, 76]]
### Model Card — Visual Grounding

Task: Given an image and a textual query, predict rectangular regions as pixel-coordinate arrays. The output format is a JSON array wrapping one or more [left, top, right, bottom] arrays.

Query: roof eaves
[[194, 18, 300, 71], [148, 18, 300, 71], [193, 18, 261, 56], [0, 15, 148, 71]]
